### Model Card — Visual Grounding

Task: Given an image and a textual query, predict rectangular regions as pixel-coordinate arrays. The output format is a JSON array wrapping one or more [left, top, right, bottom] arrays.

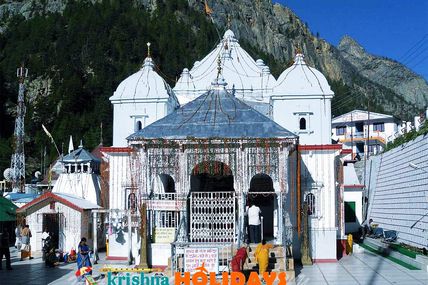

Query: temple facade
[[101, 29, 342, 268]]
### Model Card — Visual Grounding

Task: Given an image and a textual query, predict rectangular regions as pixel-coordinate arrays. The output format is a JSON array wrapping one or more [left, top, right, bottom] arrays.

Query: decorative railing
[[190, 191, 236, 243]]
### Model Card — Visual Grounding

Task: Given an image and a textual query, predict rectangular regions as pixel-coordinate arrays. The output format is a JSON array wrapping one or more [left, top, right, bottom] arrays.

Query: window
[[373, 122, 384, 132], [299, 118, 307, 130], [355, 122, 364, 132], [306, 193, 315, 215], [136, 121, 142, 131], [336, 126, 346, 135], [344, 201, 356, 223]]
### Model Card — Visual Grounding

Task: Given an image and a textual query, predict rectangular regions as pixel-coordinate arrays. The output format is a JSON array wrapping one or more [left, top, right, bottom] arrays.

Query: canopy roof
[[0, 196, 18, 222], [17, 192, 101, 215], [128, 78, 296, 140], [62, 146, 101, 164]]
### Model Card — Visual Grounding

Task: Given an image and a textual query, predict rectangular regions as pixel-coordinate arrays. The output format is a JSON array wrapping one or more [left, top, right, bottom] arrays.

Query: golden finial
[[227, 14, 232, 29], [295, 44, 302, 55], [147, 42, 151, 57]]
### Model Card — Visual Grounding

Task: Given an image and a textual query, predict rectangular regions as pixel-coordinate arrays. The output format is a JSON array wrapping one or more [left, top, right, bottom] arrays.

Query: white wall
[[300, 149, 339, 261], [27, 203, 82, 253], [112, 98, 172, 147], [366, 134, 428, 248], [52, 172, 101, 206], [272, 97, 332, 145], [105, 152, 130, 210]]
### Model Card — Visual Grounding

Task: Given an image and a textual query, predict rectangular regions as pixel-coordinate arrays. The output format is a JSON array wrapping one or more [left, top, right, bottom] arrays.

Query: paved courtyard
[[0, 246, 427, 284], [291, 250, 428, 285]]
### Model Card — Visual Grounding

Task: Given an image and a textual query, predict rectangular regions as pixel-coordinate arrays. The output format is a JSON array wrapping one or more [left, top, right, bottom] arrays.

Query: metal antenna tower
[[10, 65, 28, 193]]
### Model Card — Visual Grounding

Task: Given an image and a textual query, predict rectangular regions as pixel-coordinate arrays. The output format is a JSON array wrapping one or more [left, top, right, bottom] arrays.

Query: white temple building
[[101, 29, 345, 267], [17, 143, 102, 254]]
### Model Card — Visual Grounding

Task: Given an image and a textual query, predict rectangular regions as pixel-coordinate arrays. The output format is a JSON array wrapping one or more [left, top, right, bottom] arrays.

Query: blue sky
[[277, 0, 428, 81]]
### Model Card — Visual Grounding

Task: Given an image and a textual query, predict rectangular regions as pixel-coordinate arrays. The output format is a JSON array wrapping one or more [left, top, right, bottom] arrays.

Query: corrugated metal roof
[[128, 84, 296, 140], [17, 192, 101, 214]]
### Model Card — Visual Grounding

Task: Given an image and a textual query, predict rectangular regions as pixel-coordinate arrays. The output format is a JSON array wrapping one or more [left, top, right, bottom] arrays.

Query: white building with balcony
[[332, 110, 401, 157]]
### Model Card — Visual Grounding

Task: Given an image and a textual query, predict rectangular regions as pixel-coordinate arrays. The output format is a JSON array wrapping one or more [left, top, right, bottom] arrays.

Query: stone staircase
[[243, 243, 295, 281], [165, 243, 296, 281]]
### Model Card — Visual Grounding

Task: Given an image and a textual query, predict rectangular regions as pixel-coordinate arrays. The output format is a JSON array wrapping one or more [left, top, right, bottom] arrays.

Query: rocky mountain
[[186, 0, 426, 119], [338, 35, 428, 107], [1, 0, 426, 118], [0, 0, 427, 176]]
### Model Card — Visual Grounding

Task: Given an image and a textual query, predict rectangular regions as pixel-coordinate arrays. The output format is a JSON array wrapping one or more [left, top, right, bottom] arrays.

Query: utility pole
[[366, 98, 370, 159], [363, 94, 371, 220], [351, 112, 354, 159], [10, 65, 28, 193]]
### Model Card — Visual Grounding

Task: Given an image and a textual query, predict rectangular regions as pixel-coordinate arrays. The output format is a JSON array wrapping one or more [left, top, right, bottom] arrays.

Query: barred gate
[[190, 191, 236, 243]]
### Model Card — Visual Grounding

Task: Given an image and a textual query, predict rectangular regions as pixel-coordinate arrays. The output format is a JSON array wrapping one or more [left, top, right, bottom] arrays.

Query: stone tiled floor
[[290, 250, 428, 285], [1, 246, 427, 284]]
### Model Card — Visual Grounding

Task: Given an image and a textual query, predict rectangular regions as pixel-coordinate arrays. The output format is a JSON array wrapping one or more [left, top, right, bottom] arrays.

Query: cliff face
[[338, 35, 428, 107], [187, 0, 425, 118], [1, 0, 426, 119]]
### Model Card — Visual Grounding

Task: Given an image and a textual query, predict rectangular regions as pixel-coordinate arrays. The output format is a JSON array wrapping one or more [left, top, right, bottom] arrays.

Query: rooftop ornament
[[147, 42, 151, 58]]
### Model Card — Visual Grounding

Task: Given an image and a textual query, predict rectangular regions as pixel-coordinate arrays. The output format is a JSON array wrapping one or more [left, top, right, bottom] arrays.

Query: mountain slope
[[0, 0, 427, 178], [187, 0, 425, 118], [338, 35, 428, 107]]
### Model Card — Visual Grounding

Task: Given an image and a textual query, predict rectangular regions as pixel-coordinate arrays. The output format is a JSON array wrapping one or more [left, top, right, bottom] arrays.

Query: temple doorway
[[42, 213, 60, 249], [190, 161, 233, 192], [189, 161, 235, 242], [248, 174, 275, 241]]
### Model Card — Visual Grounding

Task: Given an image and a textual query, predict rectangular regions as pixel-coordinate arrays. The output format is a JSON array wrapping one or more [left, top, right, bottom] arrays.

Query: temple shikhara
[[99, 28, 344, 272]]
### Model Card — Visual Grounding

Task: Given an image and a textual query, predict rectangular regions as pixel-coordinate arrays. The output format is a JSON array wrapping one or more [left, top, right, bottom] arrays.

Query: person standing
[[0, 229, 12, 270], [254, 240, 272, 276], [20, 225, 33, 261], [14, 225, 22, 249], [41, 228, 49, 261], [247, 202, 262, 243]]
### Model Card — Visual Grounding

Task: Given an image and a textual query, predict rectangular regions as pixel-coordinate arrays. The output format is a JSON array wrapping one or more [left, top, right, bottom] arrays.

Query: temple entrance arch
[[248, 173, 275, 241], [189, 161, 236, 243], [190, 161, 233, 192]]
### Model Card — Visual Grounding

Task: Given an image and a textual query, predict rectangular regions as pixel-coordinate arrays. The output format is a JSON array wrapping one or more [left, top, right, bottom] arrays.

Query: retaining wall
[[365, 134, 428, 249]]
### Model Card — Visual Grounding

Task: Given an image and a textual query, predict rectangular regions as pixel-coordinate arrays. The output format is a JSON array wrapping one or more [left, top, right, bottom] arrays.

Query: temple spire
[[147, 42, 151, 58], [68, 135, 74, 154], [227, 14, 232, 29]]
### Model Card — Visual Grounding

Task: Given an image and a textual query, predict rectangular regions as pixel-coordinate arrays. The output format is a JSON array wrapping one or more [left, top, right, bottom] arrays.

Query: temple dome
[[223, 29, 236, 40], [274, 54, 333, 96], [110, 56, 176, 102], [173, 29, 276, 105]]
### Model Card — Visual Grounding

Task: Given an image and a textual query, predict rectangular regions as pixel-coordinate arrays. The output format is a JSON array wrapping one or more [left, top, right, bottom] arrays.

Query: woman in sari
[[77, 237, 92, 277], [254, 239, 272, 275]]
